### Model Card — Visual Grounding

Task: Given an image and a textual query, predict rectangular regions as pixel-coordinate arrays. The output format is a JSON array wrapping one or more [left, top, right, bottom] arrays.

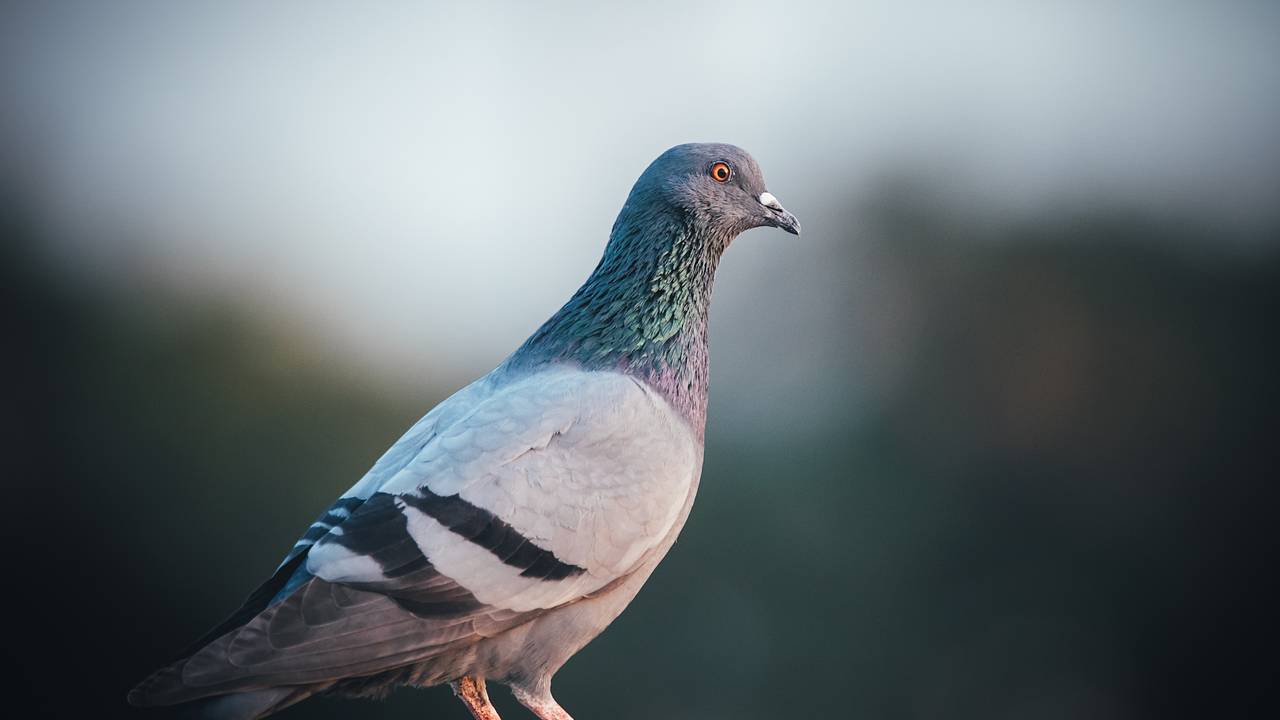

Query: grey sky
[[4, 1, 1278, 417]]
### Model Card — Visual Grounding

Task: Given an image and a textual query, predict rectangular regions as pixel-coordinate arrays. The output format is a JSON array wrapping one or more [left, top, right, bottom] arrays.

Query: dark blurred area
[[5, 156, 1278, 720]]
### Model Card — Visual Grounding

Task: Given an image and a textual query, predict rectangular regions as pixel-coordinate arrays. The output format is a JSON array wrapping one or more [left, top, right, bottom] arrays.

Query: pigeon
[[128, 142, 800, 719]]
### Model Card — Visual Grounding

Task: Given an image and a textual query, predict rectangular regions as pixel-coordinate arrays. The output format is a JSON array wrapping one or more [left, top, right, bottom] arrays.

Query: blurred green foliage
[[3, 188, 1277, 719]]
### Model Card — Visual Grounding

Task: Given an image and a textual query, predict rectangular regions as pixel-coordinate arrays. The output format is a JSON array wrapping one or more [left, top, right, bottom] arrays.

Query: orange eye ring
[[709, 161, 732, 183]]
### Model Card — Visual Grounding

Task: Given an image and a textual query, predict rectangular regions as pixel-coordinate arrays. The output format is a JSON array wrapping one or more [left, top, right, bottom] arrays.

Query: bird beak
[[758, 192, 801, 236]]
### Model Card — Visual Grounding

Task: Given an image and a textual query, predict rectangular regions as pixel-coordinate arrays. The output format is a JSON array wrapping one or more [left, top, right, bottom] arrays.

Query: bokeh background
[[3, 1, 1278, 718]]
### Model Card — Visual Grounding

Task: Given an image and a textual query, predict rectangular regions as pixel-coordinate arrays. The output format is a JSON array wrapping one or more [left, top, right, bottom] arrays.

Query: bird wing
[[310, 367, 700, 611], [136, 368, 698, 703], [276, 372, 500, 570]]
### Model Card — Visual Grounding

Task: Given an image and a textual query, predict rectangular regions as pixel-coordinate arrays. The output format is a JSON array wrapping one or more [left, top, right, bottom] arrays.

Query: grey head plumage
[[511, 142, 799, 430], [128, 142, 799, 720], [615, 142, 800, 241]]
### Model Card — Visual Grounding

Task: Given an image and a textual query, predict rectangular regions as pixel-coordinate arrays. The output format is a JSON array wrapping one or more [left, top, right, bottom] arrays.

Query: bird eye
[[709, 162, 732, 183]]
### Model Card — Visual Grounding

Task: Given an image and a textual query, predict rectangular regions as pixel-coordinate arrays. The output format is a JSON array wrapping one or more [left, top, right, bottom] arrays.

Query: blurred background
[[3, 1, 1278, 718]]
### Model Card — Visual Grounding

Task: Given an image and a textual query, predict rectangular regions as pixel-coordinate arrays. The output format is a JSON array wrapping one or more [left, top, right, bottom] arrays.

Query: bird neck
[[509, 207, 728, 433]]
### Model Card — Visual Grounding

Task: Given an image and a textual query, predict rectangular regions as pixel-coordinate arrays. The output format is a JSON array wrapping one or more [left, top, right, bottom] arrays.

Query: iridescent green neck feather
[[507, 191, 731, 433]]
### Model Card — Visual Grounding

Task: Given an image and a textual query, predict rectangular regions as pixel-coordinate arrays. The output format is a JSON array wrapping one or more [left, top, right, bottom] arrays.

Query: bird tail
[[128, 552, 318, 716], [175, 688, 308, 720], [128, 660, 311, 719]]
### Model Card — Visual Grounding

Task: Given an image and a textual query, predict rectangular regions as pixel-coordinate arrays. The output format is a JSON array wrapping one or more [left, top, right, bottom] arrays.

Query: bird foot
[[450, 676, 501, 720]]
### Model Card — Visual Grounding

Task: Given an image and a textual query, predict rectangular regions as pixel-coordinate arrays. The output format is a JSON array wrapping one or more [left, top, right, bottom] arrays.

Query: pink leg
[[450, 676, 502, 720], [511, 684, 574, 720]]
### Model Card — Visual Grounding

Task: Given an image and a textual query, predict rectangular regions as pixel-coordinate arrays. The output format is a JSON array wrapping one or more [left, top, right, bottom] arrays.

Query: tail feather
[[128, 552, 316, 714], [128, 659, 190, 707], [175, 688, 306, 720], [130, 661, 310, 720]]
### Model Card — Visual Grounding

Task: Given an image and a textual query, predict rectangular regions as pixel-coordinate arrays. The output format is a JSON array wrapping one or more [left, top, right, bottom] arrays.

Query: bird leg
[[511, 684, 574, 720], [450, 675, 501, 720]]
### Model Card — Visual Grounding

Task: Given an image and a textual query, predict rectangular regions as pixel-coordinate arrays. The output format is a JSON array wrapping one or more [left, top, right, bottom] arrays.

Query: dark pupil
[[715, 165, 727, 179]]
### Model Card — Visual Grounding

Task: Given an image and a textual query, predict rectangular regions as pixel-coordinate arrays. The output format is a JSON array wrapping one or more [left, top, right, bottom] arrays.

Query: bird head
[[625, 143, 801, 241]]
